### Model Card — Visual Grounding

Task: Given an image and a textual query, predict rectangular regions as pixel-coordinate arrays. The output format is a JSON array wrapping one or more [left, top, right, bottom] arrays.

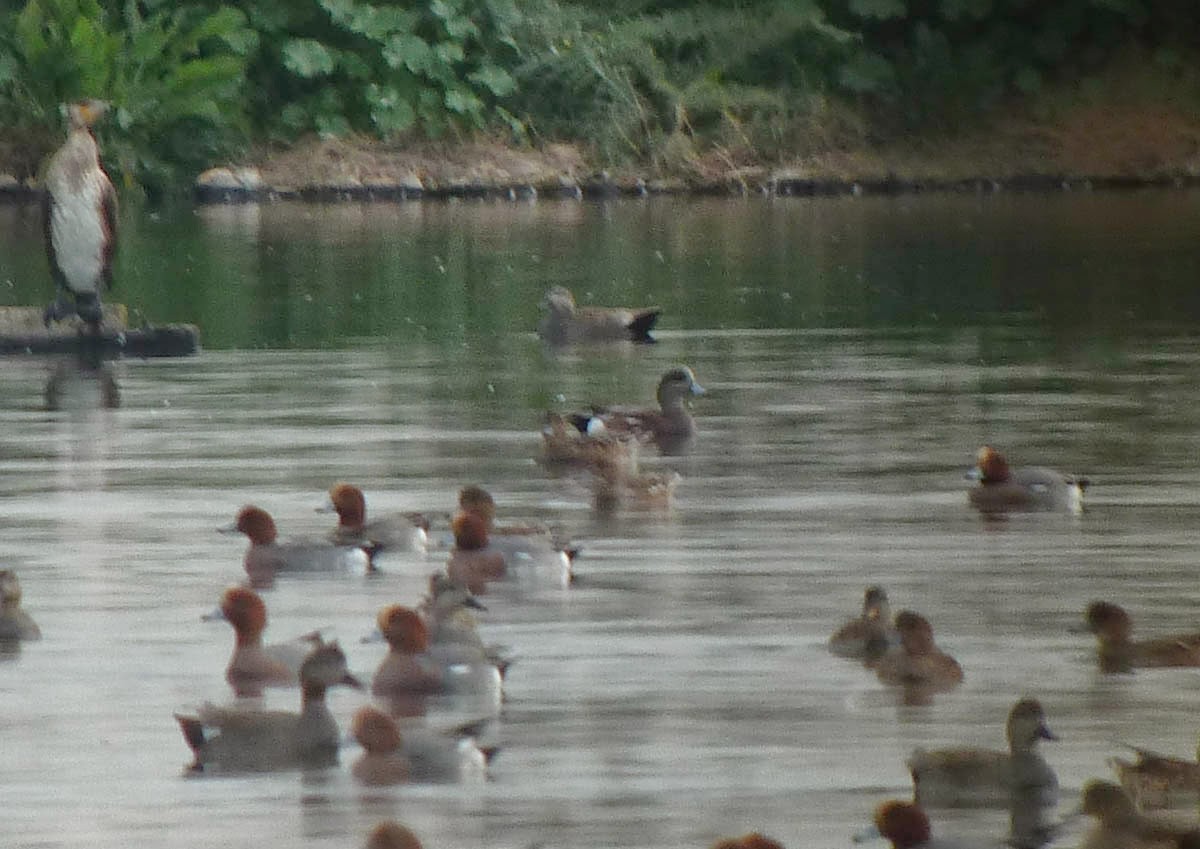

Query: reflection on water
[[2, 195, 1200, 847]]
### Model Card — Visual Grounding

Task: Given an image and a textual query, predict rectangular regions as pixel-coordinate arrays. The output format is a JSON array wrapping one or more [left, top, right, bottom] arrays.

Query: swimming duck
[[366, 821, 424, 849], [710, 834, 786, 849], [42, 99, 117, 331], [829, 585, 898, 663], [907, 697, 1058, 808], [853, 799, 972, 848], [537, 285, 660, 345], [420, 572, 513, 677], [590, 460, 682, 514], [222, 505, 377, 588], [565, 366, 706, 454], [457, 484, 577, 574], [0, 569, 41, 641], [351, 705, 412, 785], [213, 586, 324, 697], [875, 611, 963, 698], [174, 643, 363, 772], [371, 605, 444, 717], [541, 411, 642, 473], [321, 483, 428, 552], [1077, 601, 1200, 673], [1078, 779, 1200, 849], [1109, 742, 1200, 810], [444, 512, 507, 594], [967, 446, 1088, 515]]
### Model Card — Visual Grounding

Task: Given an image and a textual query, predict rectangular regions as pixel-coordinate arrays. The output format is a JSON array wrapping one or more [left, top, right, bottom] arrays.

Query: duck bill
[[216, 521, 239, 535], [1038, 722, 1059, 742]]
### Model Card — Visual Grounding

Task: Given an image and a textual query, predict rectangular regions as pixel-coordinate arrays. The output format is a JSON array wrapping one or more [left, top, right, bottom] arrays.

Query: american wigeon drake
[[1078, 779, 1200, 849], [907, 697, 1058, 808], [875, 611, 963, 699], [566, 365, 706, 454], [352, 705, 412, 785], [967, 445, 1089, 515], [444, 512, 507, 594], [710, 834, 786, 849], [829, 585, 899, 663], [457, 484, 578, 568], [174, 643, 363, 773], [322, 483, 428, 552], [853, 799, 965, 848], [537, 285, 660, 345], [1110, 742, 1200, 810], [213, 586, 324, 697], [1078, 601, 1200, 673], [0, 569, 41, 641], [366, 821, 424, 849], [371, 605, 444, 717], [222, 505, 377, 588]]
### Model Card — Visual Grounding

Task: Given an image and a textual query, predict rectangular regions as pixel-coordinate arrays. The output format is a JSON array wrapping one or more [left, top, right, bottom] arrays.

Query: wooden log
[[0, 305, 199, 357]]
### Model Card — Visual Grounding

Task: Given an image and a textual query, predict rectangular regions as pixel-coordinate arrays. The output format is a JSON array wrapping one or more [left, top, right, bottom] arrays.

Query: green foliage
[[230, 0, 523, 140], [0, 0, 253, 194], [509, 0, 850, 163]]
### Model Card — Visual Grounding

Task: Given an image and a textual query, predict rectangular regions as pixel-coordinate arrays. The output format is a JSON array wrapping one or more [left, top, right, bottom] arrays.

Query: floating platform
[[0, 305, 199, 357]]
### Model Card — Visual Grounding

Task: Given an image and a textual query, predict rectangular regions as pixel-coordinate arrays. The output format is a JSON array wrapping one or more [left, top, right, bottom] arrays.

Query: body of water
[[3, 192, 1200, 847]]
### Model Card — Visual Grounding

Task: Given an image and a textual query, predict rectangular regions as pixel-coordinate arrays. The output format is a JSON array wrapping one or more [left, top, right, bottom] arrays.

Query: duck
[[0, 569, 41, 641], [42, 99, 118, 331], [875, 611, 963, 699], [541, 410, 642, 473], [370, 605, 444, 717], [212, 586, 324, 697], [710, 834, 786, 849], [590, 460, 682, 515], [829, 585, 898, 663], [174, 643, 363, 772], [456, 484, 577, 574], [420, 572, 513, 677], [321, 483, 428, 552], [966, 446, 1088, 515], [366, 821, 424, 849], [221, 505, 377, 588], [1078, 779, 1200, 849], [351, 705, 412, 785], [444, 512, 508, 595], [853, 799, 971, 848], [537, 285, 660, 345], [907, 697, 1058, 808], [564, 365, 706, 454], [1077, 601, 1200, 673], [1109, 741, 1200, 810]]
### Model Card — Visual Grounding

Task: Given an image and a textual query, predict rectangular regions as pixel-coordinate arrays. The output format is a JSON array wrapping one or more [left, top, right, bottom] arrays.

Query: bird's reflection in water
[[43, 352, 120, 411]]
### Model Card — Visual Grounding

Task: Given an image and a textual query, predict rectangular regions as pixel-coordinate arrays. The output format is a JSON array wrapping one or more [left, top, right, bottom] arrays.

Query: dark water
[[3, 193, 1200, 848]]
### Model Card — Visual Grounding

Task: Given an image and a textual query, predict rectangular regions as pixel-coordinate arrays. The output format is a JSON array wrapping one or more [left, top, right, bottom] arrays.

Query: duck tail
[[174, 713, 206, 771], [626, 309, 660, 343]]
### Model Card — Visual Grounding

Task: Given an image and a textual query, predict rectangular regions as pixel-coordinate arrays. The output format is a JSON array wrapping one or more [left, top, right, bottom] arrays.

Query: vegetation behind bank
[[2, 0, 1200, 197]]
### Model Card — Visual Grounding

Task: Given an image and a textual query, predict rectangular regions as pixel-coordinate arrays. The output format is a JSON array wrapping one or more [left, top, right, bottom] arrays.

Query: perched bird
[[42, 99, 118, 330], [0, 569, 41, 642], [875, 611, 963, 702], [1109, 741, 1200, 810], [1077, 779, 1200, 849], [907, 697, 1059, 808], [829, 585, 898, 663], [174, 643, 363, 773], [565, 366, 706, 455], [537, 285, 660, 345], [321, 483, 428, 552], [966, 446, 1088, 515], [210, 586, 324, 697], [221, 505, 376, 588], [1077, 601, 1200, 673]]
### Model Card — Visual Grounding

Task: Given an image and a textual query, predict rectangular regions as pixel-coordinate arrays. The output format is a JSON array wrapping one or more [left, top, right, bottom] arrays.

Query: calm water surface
[[3, 194, 1200, 847]]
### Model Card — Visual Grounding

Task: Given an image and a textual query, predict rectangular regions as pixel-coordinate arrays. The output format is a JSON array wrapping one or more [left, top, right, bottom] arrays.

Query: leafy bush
[[0, 0, 254, 194]]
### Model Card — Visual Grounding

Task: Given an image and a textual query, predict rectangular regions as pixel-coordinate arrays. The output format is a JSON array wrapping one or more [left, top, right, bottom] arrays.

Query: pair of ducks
[[179, 580, 499, 779], [829, 586, 963, 700], [861, 781, 1200, 848]]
